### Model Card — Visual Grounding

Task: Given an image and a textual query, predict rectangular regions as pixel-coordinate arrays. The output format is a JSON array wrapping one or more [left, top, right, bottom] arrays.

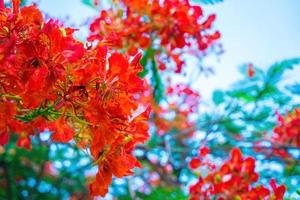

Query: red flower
[[199, 146, 210, 157], [0, 2, 149, 197], [89, 0, 220, 73], [270, 178, 286, 200], [230, 147, 243, 165], [189, 148, 286, 200], [16, 136, 31, 150], [0, 130, 9, 146], [247, 63, 255, 78], [190, 158, 202, 169], [272, 108, 300, 149], [48, 119, 75, 143], [0, 102, 20, 145]]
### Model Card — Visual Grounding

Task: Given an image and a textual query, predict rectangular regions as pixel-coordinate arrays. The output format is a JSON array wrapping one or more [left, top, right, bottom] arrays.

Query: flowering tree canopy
[[0, 0, 299, 199]]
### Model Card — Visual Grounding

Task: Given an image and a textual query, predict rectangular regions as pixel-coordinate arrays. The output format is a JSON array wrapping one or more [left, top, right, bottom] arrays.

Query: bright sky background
[[36, 0, 300, 99], [201, 0, 300, 99]]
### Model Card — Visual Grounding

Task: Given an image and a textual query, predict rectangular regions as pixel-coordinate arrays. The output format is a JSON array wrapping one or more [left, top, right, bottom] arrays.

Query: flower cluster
[[189, 148, 286, 200], [272, 108, 300, 148], [89, 0, 220, 73], [152, 83, 200, 136], [0, 1, 149, 196]]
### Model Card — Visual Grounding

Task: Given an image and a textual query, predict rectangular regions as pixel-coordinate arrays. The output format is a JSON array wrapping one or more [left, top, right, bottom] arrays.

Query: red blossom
[[190, 158, 202, 169], [199, 146, 210, 157], [189, 148, 286, 200], [247, 64, 255, 78], [272, 108, 300, 148], [16, 136, 31, 150], [89, 0, 220, 73], [270, 178, 286, 200], [0, 1, 149, 197], [247, 63, 255, 78]]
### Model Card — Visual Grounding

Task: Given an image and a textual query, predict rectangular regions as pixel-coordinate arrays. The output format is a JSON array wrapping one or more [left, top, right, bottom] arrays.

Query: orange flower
[[189, 148, 285, 200], [0, 1, 149, 197]]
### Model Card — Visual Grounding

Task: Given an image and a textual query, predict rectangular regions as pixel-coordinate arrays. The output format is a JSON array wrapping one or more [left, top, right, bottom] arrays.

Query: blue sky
[[200, 0, 300, 99], [36, 0, 300, 99]]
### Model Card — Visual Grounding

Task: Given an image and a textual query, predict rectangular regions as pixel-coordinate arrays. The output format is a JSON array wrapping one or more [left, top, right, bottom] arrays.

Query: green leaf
[[81, 0, 97, 9], [284, 163, 300, 176], [227, 84, 259, 102], [150, 56, 164, 103], [192, 0, 223, 5], [138, 48, 154, 78], [118, 195, 132, 200], [296, 189, 300, 195], [147, 134, 163, 148], [252, 106, 272, 121], [265, 58, 300, 85], [286, 83, 300, 95], [272, 93, 292, 105], [137, 187, 187, 200], [15, 104, 59, 122], [223, 121, 243, 134], [137, 48, 164, 103], [212, 90, 225, 105]]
